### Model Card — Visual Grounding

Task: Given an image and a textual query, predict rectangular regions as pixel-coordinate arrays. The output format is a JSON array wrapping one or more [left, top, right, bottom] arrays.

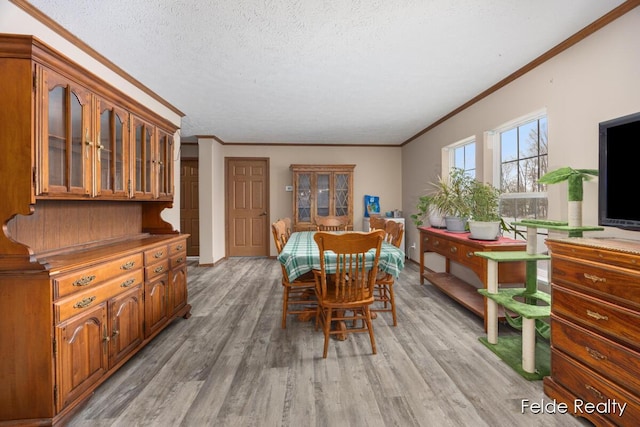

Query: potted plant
[[537, 166, 598, 227], [429, 168, 475, 232], [410, 195, 446, 228], [467, 180, 502, 240]]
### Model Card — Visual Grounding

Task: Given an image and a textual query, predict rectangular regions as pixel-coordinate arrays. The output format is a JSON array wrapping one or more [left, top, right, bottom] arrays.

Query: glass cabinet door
[[334, 173, 350, 217], [156, 130, 173, 198], [315, 173, 330, 217], [43, 70, 91, 196], [98, 100, 128, 197], [296, 173, 312, 223], [132, 116, 155, 198]]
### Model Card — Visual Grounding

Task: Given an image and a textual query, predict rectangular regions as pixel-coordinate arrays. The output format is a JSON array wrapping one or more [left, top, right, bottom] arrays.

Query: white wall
[[402, 8, 640, 264], [1, 0, 183, 231], [196, 142, 403, 262]]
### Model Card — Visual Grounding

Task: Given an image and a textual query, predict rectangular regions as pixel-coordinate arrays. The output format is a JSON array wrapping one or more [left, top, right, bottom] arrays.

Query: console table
[[418, 227, 526, 330]]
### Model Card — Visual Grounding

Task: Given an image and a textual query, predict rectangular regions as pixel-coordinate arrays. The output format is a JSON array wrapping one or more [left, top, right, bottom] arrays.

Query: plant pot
[[428, 211, 446, 228], [468, 220, 501, 240], [444, 216, 468, 233]]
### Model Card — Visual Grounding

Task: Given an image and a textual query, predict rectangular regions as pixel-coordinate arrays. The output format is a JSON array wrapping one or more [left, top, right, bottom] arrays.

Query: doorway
[[180, 158, 199, 256], [225, 158, 270, 257]]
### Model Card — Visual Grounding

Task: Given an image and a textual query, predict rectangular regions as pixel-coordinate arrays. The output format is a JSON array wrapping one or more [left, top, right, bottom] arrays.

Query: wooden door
[[108, 285, 143, 368], [180, 159, 199, 256], [226, 158, 270, 257]]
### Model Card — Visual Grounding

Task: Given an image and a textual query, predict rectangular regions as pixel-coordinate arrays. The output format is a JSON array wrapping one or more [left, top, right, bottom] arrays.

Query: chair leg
[[323, 308, 333, 358], [281, 286, 289, 329], [389, 285, 397, 327], [364, 306, 377, 355]]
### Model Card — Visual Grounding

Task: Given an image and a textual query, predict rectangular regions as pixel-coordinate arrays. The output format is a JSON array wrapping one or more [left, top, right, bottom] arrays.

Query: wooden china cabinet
[[290, 164, 355, 231], [0, 34, 189, 426]]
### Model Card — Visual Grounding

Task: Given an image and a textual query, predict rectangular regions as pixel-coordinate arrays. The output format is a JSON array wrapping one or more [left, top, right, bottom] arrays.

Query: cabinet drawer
[[145, 259, 169, 281], [54, 253, 144, 299], [553, 285, 640, 350], [144, 245, 168, 264], [552, 255, 640, 310], [551, 316, 640, 395], [551, 349, 640, 426], [170, 252, 186, 269], [170, 240, 186, 255], [450, 242, 482, 268], [55, 270, 143, 323]]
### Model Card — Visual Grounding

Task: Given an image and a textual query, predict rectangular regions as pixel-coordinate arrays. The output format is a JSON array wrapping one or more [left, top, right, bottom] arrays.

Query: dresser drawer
[[170, 252, 186, 269], [450, 242, 482, 268], [553, 285, 640, 349], [144, 245, 168, 264], [552, 255, 640, 310], [53, 253, 144, 299], [551, 316, 640, 395], [55, 269, 144, 323], [145, 259, 169, 281], [169, 239, 186, 255], [551, 349, 640, 426]]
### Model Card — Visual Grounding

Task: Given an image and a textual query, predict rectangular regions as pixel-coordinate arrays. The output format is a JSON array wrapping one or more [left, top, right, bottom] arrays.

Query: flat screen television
[[599, 112, 640, 231]]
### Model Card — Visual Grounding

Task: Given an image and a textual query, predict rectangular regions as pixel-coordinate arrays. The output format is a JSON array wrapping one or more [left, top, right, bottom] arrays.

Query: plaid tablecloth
[[277, 231, 405, 281]]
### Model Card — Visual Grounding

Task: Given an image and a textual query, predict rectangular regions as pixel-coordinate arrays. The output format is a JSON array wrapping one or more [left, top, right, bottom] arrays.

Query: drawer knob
[[120, 278, 135, 288], [433, 241, 439, 246], [586, 310, 608, 321], [584, 273, 606, 283], [154, 251, 164, 258], [73, 296, 96, 309], [466, 251, 474, 258], [154, 265, 165, 273], [72, 275, 96, 287], [176, 244, 184, 250], [585, 346, 607, 361], [120, 261, 136, 270], [450, 247, 458, 254], [176, 257, 184, 264]]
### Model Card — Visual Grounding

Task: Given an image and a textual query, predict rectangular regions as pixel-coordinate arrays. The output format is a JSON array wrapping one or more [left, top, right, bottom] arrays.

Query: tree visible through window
[[500, 116, 548, 222], [451, 139, 476, 178]]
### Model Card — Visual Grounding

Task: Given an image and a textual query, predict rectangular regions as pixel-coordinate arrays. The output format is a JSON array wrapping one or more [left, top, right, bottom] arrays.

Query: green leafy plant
[[430, 168, 475, 219], [410, 195, 434, 226], [469, 180, 501, 222]]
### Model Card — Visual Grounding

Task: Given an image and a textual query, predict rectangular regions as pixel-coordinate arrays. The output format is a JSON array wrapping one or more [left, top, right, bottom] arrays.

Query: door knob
[[259, 212, 267, 216]]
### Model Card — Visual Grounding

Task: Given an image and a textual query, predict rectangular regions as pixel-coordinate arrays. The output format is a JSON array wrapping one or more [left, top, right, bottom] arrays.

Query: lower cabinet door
[[144, 274, 169, 337], [170, 265, 188, 315], [55, 303, 108, 413], [109, 285, 144, 368]]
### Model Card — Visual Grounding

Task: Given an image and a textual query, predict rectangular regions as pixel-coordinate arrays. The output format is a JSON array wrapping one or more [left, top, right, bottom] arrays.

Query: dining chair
[[282, 217, 293, 239], [368, 215, 386, 231], [272, 219, 316, 328], [313, 230, 385, 358], [314, 215, 349, 231], [371, 220, 404, 326]]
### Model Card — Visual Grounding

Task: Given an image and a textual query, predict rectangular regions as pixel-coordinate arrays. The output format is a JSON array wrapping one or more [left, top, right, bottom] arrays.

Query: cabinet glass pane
[[335, 173, 349, 216], [297, 173, 311, 222], [135, 125, 142, 192], [48, 86, 66, 187], [114, 115, 124, 191], [316, 173, 329, 217], [158, 134, 167, 193], [70, 92, 83, 188], [145, 129, 152, 193], [100, 110, 112, 190]]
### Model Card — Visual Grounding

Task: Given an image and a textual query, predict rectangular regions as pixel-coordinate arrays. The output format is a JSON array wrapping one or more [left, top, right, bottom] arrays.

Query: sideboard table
[[418, 226, 526, 331]]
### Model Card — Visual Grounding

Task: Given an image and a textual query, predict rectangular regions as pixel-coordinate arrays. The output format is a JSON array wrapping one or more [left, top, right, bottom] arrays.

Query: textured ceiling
[[28, 0, 627, 145]]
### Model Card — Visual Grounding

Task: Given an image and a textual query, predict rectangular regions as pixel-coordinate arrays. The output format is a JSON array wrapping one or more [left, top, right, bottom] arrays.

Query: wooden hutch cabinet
[[290, 164, 355, 231], [0, 34, 189, 426]]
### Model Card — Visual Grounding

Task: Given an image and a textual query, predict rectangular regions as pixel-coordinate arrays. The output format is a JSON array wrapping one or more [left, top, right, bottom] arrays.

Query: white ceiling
[[28, 0, 626, 145]]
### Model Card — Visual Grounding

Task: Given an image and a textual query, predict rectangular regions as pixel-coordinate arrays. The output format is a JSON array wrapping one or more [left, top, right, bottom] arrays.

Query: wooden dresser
[[544, 238, 640, 426], [0, 34, 189, 425]]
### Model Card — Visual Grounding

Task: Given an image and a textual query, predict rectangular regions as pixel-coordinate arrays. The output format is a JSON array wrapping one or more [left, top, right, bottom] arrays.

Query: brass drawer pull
[[584, 273, 606, 283], [450, 247, 458, 254], [72, 275, 96, 287], [154, 251, 164, 259], [585, 384, 605, 400], [73, 296, 96, 309], [120, 261, 136, 270], [176, 257, 184, 264], [176, 244, 184, 250], [154, 265, 165, 273], [585, 346, 607, 361], [433, 240, 439, 246], [120, 278, 136, 288], [586, 310, 608, 321], [466, 251, 474, 258]]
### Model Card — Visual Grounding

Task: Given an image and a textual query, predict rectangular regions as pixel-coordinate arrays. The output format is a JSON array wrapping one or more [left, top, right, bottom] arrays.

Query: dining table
[[277, 231, 406, 282]]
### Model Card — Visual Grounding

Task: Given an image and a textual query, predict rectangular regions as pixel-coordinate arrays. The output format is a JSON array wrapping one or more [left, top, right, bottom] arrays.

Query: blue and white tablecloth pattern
[[277, 231, 405, 281]]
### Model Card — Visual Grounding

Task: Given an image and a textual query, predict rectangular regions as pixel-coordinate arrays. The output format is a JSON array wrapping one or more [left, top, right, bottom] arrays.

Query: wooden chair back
[[384, 220, 404, 248], [282, 217, 293, 238], [271, 219, 288, 254], [314, 215, 349, 231], [368, 215, 386, 231], [313, 230, 384, 304]]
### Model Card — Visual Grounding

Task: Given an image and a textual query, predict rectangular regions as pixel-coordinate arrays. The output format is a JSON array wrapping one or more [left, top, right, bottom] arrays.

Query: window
[[447, 137, 476, 177], [498, 115, 548, 221]]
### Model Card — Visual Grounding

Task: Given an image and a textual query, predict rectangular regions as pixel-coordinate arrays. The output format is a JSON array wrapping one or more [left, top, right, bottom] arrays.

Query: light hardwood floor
[[67, 258, 590, 427]]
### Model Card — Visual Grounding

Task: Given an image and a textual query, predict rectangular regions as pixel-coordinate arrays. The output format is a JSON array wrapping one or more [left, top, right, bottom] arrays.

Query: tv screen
[[599, 112, 640, 231]]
